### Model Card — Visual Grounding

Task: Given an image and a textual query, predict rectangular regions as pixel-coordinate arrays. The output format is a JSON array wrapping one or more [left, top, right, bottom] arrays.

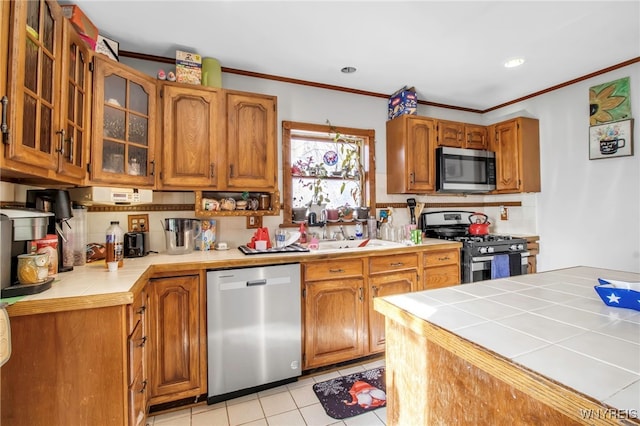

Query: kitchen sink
[[313, 239, 407, 252]]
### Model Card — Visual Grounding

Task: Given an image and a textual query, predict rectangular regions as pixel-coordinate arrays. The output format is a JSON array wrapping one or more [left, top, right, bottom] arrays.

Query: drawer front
[[128, 370, 147, 426], [425, 264, 460, 289], [128, 320, 145, 387], [128, 290, 146, 335], [424, 249, 459, 267], [304, 259, 363, 281], [369, 253, 418, 274]]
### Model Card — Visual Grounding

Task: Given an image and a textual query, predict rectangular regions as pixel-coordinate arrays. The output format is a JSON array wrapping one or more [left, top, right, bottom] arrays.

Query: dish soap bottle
[[355, 222, 363, 239], [298, 222, 307, 244]]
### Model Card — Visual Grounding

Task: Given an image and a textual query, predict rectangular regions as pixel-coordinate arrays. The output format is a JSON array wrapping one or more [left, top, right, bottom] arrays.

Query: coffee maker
[[26, 189, 74, 273], [0, 208, 54, 297]]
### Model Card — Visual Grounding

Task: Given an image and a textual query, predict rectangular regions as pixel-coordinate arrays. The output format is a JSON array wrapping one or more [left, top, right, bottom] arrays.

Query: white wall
[[483, 63, 640, 273]]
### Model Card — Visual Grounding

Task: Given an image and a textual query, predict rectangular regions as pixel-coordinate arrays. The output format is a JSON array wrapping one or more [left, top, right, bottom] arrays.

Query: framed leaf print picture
[[589, 119, 634, 160]]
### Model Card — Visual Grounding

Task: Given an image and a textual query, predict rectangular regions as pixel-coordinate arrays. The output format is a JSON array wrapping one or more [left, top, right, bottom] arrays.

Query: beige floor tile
[[192, 401, 224, 414], [290, 384, 319, 408], [226, 392, 259, 406], [312, 370, 341, 383], [266, 409, 307, 426], [151, 408, 191, 425], [257, 384, 289, 398], [343, 411, 385, 426], [287, 375, 316, 390], [374, 406, 387, 424], [192, 406, 229, 426], [299, 402, 339, 426], [259, 391, 297, 417], [337, 364, 366, 376], [227, 398, 265, 426], [242, 419, 268, 426]]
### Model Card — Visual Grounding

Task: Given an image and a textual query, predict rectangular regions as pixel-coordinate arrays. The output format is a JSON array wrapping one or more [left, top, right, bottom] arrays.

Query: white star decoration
[[607, 293, 621, 304]]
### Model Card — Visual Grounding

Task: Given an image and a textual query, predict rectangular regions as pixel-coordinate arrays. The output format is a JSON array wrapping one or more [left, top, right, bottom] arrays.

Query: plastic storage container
[[105, 221, 124, 268], [70, 206, 87, 265]]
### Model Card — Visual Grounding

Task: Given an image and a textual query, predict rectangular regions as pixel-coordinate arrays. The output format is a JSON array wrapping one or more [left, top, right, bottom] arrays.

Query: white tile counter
[[375, 266, 640, 424]]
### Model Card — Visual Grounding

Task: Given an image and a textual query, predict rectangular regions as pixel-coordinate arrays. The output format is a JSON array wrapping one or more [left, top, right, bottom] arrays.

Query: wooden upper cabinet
[[159, 83, 222, 189], [225, 91, 277, 191], [436, 120, 464, 148], [90, 56, 157, 188], [437, 120, 488, 150], [489, 117, 540, 193], [57, 19, 91, 181], [3, 0, 63, 175], [464, 124, 488, 149], [386, 115, 437, 193]]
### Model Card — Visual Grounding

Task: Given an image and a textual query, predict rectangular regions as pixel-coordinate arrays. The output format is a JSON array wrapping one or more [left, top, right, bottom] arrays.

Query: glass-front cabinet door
[[57, 19, 90, 181], [90, 56, 156, 187], [4, 0, 63, 171]]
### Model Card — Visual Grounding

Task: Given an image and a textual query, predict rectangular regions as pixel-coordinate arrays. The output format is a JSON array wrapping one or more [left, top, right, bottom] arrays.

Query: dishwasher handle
[[246, 279, 267, 286]]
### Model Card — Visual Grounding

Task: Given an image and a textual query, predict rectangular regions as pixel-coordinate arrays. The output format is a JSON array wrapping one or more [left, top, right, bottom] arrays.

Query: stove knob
[[518, 243, 524, 250], [479, 247, 488, 254], [509, 244, 523, 251], [487, 247, 494, 253]]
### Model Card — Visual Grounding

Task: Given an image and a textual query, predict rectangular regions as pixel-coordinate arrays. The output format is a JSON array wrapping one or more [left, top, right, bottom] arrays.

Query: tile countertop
[[378, 266, 640, 416], [4, 238, 460, 316]]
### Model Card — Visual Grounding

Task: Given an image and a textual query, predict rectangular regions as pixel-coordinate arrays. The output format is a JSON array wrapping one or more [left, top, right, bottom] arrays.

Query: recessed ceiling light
[[341, 66, 357, 74], [504, 58, 525, 68]]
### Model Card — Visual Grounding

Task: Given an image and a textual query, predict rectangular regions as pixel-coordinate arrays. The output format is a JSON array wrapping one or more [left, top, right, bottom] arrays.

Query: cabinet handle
[[358, 287, 363, 301], [137, 336, 147, 348], [438, 256, 450, 261], [55, 129, 65, 155], [390, 262, 404, 267], [210, 164, 214, 178], [136, 305, 146, 315], [371, 285, 378, 297], [1, 96, 8, 144], [139, 380, 147, 393], [68, 136, 74, 163], [410, 172, 415, 184], [150, 160, 155, 176], [229, 164, 234, 177], [328, 268, 345, 273]]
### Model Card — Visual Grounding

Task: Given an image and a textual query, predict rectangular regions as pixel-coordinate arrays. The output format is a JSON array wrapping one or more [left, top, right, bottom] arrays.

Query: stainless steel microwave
[[435, 147, 496, 193]]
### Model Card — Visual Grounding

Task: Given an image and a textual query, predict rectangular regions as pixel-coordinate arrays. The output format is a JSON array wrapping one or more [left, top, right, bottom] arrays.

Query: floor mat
[[312, 367, 386, 420]]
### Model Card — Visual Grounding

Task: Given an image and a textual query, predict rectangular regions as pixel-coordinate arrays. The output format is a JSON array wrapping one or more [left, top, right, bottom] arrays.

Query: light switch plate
[[247, 216, 262, 229]]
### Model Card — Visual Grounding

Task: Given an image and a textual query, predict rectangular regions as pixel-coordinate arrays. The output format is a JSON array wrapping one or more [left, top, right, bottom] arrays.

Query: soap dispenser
[[298, 222, 307, 244]]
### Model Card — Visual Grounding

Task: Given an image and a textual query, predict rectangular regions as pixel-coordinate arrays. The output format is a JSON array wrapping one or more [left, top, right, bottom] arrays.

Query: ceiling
[[70, 1, 640, 111]]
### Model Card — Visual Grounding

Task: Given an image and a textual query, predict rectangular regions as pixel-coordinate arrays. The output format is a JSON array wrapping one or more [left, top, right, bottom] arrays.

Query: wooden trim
[[376, 201, 522, 209], [120, 50, 639, 114]]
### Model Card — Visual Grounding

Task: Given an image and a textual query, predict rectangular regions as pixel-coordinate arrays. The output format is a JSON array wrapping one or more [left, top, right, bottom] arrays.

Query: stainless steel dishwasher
[[206, 263, 301, 403]]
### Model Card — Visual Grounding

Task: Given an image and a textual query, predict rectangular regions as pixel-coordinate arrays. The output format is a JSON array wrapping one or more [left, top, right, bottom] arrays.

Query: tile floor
[[147, 357, 387, 426]]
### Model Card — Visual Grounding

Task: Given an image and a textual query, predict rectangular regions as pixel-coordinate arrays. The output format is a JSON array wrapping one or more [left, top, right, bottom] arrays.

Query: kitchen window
[[282, 121, 376, 226]]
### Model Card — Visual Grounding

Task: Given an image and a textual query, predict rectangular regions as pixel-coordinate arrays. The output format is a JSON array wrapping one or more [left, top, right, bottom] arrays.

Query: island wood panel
[[376, 298, 632, 426]]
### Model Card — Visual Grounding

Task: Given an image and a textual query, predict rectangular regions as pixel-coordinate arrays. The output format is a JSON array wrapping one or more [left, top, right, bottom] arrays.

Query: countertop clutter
[[374, 266, 640, 425], [4, 238, 459, 317]]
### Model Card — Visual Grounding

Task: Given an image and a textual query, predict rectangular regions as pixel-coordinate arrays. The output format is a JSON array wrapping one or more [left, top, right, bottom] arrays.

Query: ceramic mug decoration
[[600, 138, 625, 155]]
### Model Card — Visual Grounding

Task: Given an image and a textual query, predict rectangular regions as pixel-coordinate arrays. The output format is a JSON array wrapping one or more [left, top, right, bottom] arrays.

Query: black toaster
[[124, 232, 148, 258]]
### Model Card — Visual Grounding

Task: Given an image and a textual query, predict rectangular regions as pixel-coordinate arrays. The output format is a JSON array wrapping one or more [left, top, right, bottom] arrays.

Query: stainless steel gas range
[[419, 210, 529, 283]]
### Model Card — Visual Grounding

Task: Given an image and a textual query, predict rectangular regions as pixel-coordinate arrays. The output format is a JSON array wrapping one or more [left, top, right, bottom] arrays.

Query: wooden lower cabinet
[[302, 259, 366, 369], [524, 236, 540, 274], [423, 248, 460, 289], [1, 303, 141, 425], [147, 272, 207, 406], [302, 252, 425, 369]]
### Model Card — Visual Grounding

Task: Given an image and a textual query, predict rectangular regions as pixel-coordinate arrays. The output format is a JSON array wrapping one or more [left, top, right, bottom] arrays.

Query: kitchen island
[[374, 266, 640, 425]]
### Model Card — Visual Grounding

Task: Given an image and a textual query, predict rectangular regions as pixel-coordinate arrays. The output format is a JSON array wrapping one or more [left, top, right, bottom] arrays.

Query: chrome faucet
[[339, 225, 349, 240]]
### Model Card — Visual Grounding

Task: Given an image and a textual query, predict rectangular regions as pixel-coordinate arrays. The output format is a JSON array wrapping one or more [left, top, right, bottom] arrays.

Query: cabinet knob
[[150, 160, 156, 176]]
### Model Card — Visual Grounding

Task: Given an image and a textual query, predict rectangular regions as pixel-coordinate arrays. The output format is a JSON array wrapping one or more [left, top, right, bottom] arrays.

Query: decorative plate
[[323, 150, 338, 166]]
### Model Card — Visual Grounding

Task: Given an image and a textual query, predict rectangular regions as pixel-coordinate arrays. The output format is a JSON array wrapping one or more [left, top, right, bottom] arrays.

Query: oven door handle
[[471, 252, 530, 262]]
